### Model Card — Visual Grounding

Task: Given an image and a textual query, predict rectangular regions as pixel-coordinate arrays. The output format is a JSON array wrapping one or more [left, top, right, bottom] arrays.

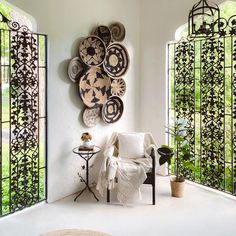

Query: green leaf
[[183, 161, 195, 171]]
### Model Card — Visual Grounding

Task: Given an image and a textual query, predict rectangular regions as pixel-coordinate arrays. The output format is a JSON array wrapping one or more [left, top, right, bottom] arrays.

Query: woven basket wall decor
[[79, 36, 106, 67], [68, 57, 84, 83], [79, 67, 111, 108], [103, 43, 130, 78], [93, 25, 112, 47], [111, 78, 126, 97], [109, 22, 126, 42], [68, 22, 129, 127], [102, 96, 124, 124], [83, 107, 101, 128]]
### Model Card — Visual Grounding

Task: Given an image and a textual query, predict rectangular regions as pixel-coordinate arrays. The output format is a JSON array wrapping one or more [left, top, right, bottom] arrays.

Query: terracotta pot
[[170, 176, 185, 198]]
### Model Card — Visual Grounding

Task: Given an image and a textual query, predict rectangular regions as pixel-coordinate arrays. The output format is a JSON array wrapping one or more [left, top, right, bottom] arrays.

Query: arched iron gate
[[0, 13, 47, 216], [168, 15, 236, 196]]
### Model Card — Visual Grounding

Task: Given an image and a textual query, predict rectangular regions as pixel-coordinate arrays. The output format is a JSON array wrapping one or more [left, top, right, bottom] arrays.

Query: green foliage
[[161, 119, 196, 181], [172, 119, 195, 180], [0, 2, 11, 20]]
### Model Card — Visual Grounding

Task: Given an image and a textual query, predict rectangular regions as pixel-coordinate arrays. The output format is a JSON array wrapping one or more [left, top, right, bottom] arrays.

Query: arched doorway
[[168, 0, 236, 196]]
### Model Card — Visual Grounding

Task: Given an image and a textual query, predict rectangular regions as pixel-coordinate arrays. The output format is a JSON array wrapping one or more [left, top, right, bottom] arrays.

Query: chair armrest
[[150, 147, 156, 169], [104, 146, 115, 159]]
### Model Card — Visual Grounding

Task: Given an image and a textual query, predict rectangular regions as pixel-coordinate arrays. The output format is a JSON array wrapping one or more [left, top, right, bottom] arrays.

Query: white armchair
[[96, 132, 157, 205]]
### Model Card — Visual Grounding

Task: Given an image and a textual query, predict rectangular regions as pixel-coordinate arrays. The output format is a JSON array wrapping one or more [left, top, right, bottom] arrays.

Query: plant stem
[[176, 140, 179, 182]]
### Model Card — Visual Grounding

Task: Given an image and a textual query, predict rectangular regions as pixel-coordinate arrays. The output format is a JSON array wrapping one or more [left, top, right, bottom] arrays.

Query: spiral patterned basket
[[109, 22, 126, 42]]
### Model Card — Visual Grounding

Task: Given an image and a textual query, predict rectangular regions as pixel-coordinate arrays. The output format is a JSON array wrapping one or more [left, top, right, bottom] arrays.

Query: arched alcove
[[0, 0, 37, 31]]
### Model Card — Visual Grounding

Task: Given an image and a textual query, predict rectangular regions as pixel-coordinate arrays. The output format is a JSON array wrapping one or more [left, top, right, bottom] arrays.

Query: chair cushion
[[118, 133, 145, 159]]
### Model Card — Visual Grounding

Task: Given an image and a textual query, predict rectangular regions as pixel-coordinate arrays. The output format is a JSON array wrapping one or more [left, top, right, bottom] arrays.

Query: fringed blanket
[[96, 133, 158, 203]]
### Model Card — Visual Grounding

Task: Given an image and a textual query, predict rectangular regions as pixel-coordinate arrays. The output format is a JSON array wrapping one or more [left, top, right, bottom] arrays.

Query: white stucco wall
[[7, 0, 141, 202], [140, 0, 200, 146], [139, 0, 223, 175]]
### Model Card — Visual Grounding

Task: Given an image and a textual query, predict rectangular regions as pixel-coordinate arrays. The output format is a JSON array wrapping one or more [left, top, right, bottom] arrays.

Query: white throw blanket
[[96, 133, 158, 203]]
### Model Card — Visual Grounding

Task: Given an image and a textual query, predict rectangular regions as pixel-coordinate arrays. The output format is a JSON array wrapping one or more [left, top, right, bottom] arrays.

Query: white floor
[[0, 176, 236, 236]]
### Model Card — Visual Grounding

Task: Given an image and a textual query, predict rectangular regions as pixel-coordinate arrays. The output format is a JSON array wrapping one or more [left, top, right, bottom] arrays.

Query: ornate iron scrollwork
[[200, 38, 225, 190], [174, 39, 195, 180], [169, 1, 236, 196], [0, 10, 47, 216], [232, 39, 236, 195], [10, 29, 40, 211]]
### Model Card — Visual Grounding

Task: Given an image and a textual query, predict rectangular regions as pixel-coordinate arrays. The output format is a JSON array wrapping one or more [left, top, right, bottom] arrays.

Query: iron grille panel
[[232, 37, 236, 195], [174, 39, 195, 180], [168, 16, 236, 196], [0, 15, 47, 216], [10, 30, 39, 212], [200, 38, 225, 190]]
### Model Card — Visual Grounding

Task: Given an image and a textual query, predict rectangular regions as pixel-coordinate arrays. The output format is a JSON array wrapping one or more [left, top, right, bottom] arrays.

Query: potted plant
[[158, 118, 195, 198]]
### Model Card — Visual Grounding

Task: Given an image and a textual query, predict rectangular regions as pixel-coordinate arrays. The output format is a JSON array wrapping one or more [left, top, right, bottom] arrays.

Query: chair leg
[[152, 168, 156, 205], [152, 183, 156, 205], [151, 147, 156, 205], [107, 189, 110, 203]]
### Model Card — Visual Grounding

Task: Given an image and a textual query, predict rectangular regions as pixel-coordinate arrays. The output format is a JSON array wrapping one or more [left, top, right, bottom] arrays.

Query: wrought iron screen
[[168, 16, 236, 196], [0, 14, 47, 216]]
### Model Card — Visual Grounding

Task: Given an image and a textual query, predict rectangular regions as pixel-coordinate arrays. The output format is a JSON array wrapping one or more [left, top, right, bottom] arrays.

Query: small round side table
[[73, 145, 101, 202]]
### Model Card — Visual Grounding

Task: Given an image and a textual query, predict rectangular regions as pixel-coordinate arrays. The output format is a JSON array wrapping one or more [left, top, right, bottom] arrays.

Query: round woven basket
[[109, 22, 126, 42], [102, 96, 124, 124], [79, 36, 106, 67], [92, 25, 112, 47], [103, 43, 130, 78], [111, 78, 126, 97], [79, 67, 111, 108], [40, 229, 111, 236], [83, 107, 101, 127], [68, 57, 84, 83]]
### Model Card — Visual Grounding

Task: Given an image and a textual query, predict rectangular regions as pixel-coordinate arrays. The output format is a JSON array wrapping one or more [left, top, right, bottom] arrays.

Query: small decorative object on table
[[80, 132, 94, 150], [158, 118, 196, 198]]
